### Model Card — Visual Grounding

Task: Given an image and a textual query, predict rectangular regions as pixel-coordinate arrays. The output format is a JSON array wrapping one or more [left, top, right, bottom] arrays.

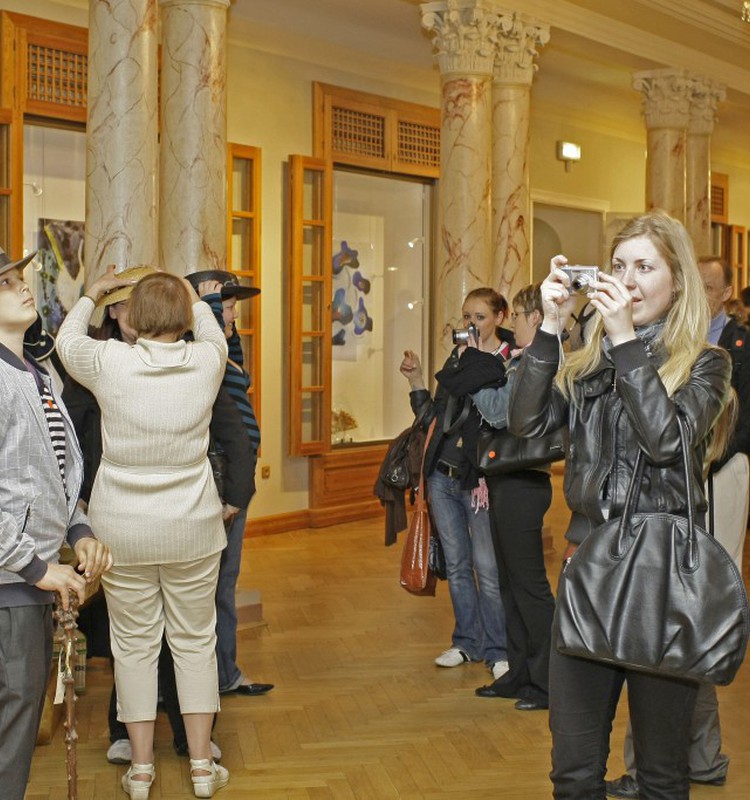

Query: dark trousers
[[549, 645, 698, 799], [486, 470, 554, 704], [108, 638, 188, 748], [0, 604, 53, 800]]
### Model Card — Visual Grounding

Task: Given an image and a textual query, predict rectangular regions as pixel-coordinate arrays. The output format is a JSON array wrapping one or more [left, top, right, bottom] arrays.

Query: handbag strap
[[443, 395, 471, 436], [416, 418, 437, 511], [616, 415, 697, 563]]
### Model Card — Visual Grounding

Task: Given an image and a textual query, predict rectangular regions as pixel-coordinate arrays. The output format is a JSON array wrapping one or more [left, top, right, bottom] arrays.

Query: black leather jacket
[[508, 330, 731, 545]]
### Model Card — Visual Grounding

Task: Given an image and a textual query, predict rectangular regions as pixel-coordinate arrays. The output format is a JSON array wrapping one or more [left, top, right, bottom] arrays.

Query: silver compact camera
[[561, 265, 599, 293], [452, 322, 478, 345]]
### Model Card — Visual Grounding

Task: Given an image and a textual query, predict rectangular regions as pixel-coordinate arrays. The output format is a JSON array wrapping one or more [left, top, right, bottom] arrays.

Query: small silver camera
[[452, 322, 478, 345], [561, 265, 599, 293]]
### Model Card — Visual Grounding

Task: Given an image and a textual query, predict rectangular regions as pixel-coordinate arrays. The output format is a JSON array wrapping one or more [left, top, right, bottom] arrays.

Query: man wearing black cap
[[0, 247, 112, 799], [187, 270, 273, 697]]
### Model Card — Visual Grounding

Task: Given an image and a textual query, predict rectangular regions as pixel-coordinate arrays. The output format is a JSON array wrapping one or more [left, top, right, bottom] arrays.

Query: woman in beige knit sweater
[[57, 268, 230, 800]]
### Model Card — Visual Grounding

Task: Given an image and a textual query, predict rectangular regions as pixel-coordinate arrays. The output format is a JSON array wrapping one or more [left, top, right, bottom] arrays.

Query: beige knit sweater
[[56, 298, 228, 566]]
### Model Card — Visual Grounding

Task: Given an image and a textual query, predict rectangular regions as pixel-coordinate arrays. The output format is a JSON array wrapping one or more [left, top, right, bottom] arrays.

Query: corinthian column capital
[[421, 0, 499, 77], [688, 76, 726, 136], [632, 68, 692, 129], [492, 12, 549, 85]]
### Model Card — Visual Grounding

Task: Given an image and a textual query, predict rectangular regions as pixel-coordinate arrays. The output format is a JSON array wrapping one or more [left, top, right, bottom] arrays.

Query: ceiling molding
[[648, 0, 750, 47], [508, 0, 750, 95]]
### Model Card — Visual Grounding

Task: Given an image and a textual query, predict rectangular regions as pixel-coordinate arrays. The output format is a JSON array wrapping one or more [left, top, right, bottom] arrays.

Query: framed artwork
[[34, 218, 85, 335]]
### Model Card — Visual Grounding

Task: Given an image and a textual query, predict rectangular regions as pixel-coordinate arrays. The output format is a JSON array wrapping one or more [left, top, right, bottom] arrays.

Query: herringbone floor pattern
[[26, 477, 750, 799]]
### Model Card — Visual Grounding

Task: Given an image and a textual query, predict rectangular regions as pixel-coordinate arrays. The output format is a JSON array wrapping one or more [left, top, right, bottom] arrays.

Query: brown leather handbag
[[400, 418, 437, 596]]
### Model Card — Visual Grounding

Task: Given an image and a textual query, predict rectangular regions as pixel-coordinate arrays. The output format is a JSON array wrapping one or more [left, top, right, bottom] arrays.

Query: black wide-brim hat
[[0, 247, 37, 276], [186, 270, 260, 300]]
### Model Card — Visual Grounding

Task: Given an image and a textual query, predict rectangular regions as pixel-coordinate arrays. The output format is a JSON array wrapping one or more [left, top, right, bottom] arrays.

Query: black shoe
[[225, 682, 274, 696], [606, 774, 639, 799], [514, 698, 548, 711], [691, 774, 727, 786], [475, 684, 509, 698]]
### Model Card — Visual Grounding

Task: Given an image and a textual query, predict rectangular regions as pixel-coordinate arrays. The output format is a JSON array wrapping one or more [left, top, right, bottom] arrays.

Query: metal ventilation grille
[[27, 44, 87, 108], [711, 184, 726, 219], [332, 106, 386, 159], [398, 119, 440, 168]]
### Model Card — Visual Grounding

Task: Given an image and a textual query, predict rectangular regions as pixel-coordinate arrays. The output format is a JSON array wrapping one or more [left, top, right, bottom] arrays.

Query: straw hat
[[95, 265, 157, 307]]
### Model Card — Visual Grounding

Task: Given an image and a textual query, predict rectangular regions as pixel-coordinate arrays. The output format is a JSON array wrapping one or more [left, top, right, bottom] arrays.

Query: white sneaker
[[435, 648, 471, 667], [491, 660, 510, 680], [107, 738, 132, 764]]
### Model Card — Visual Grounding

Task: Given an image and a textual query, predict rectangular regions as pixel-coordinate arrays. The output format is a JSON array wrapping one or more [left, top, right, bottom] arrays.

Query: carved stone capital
[[688, 77, 726, 136], [421, 0, 499, 77], [632, 69, 692, 130], [492, 13, 549, 85]]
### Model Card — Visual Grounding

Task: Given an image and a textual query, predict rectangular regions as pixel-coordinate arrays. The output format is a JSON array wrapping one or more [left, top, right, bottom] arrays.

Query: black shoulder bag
[[477, 425, 566, 475], [555, 416, 750, 685]]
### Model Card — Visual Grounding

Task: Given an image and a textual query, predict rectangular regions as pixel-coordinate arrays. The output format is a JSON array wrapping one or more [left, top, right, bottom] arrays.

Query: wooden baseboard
[[246, 503, 384, 537]]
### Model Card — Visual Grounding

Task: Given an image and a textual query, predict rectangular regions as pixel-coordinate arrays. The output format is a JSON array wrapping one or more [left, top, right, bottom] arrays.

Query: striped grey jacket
[[0, 344, 92, 607]]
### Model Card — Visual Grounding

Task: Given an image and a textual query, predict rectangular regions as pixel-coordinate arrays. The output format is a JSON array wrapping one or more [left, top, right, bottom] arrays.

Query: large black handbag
[[555, 416, 750, 686], [477, 425, 566, 475]]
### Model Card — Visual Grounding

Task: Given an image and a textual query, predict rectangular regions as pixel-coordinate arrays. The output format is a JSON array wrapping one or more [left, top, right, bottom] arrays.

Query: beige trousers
[[102, 553, 221, 722]]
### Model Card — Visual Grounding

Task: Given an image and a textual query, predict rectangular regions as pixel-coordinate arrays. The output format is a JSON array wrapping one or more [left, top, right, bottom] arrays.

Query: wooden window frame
[[227, 143, 262, 434], [287, 155, 332, 456], [288, 84, 438, 460], [313, 82, 440, 178], [0, 12, 88, 257]]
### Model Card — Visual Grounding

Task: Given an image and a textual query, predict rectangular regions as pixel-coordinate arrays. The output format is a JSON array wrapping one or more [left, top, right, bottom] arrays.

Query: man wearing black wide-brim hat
[[0, 246, 113, 799], [186, 270, 273, 697]]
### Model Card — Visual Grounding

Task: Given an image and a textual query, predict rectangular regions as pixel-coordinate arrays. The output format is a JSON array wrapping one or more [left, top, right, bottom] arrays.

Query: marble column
[[686, 78, 725, 256], [422, 0, 496, 361], [632, 69, 692, 221], [86, 0, 159, 282], [491, 13, 548, 301], [159, 0, 230, 275]]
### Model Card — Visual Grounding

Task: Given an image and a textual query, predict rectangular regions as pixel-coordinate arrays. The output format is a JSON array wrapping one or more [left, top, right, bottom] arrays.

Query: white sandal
[[121, 762, 155, 800], [190, 758, 229, 798]]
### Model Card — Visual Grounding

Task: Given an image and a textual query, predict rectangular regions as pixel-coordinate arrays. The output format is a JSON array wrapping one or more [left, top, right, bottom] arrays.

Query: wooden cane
[[54, 591, 79, 800]]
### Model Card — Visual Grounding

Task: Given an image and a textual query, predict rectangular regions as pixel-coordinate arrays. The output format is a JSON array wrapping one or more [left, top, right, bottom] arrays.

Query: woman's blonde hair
[[127, 272, 193, 339], [556, 211, 734, 462]]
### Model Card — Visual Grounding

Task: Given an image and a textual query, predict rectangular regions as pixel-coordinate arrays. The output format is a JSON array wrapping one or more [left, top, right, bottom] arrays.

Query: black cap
[[0, 246, 37, 276], [186, 270, 260, 300]]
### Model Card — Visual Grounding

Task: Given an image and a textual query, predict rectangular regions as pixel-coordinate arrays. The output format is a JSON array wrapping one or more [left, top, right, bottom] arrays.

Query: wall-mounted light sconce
[[556, 141, 581, 172], [407, 236, 424, 249], [24, 181, 43, 196], [406, 298, 424, 311], [743, 1, 750, 23]]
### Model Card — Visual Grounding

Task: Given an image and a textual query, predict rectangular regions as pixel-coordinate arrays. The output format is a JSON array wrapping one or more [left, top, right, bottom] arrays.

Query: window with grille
[[397, 119, 440, 169], [315, 83, 439, 178], [332, 106, 386, 160], [27, 44, 87, 109]]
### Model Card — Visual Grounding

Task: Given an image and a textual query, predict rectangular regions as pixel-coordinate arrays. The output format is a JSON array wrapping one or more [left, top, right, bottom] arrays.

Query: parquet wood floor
[[25, 475, 750, 799]]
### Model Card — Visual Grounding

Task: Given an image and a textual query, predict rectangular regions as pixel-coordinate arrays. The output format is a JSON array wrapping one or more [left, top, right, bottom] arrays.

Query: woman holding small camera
[[507, 212, 734, 798], [400, 288, 509, 680]]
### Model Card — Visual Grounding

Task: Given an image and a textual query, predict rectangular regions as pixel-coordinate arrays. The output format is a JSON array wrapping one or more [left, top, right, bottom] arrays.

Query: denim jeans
[[427, 471, 507, 663], [216, 506, 248, 692]]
